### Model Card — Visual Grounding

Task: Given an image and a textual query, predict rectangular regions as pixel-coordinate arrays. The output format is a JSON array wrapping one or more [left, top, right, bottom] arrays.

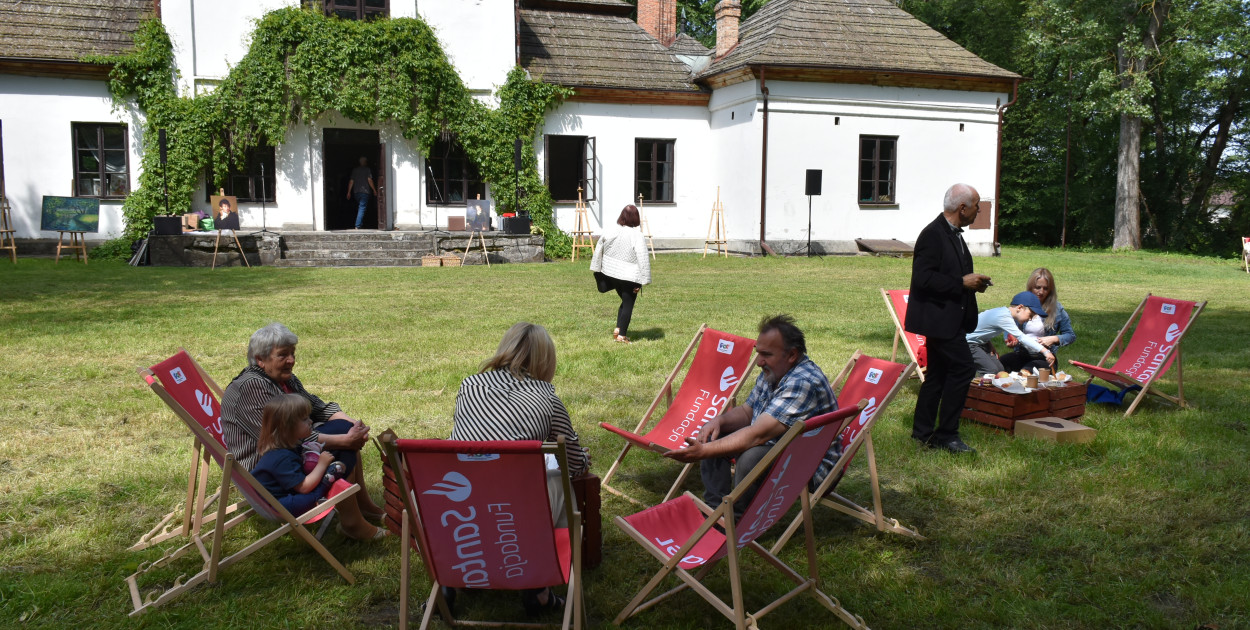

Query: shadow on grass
[[626, 327, 664, 342]]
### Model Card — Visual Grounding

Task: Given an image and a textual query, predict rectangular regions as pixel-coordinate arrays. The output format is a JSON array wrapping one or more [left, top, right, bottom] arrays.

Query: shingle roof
[[519, 3, 705, 93], [0, 0, 152, 62], [669, 33, 712, 56], [700, 0, 1019, 82]]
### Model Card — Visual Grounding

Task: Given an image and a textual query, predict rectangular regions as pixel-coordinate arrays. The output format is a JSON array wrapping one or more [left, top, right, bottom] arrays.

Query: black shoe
[[935, 438, 976, 454], [521, 587, 564, 616]]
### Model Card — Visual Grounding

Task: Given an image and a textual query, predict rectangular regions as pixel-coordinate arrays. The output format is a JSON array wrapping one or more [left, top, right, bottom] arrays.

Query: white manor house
[[0, 0, 1019, 255]]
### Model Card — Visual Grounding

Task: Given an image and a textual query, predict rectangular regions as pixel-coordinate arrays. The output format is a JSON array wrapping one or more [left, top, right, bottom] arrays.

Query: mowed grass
[[1, 247, 1248, 629]]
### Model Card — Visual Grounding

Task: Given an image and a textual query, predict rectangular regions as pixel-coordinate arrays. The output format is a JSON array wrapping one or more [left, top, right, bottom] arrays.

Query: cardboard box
[[1015, 417, 1096, 444]]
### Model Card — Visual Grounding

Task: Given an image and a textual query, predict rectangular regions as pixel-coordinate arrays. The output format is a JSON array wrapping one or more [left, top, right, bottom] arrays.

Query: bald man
[[904, 183, 992, 454]]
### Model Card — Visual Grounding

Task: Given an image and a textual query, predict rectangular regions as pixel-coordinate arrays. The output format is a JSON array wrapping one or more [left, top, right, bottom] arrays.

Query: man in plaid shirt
[[667, 314, 838, 519]]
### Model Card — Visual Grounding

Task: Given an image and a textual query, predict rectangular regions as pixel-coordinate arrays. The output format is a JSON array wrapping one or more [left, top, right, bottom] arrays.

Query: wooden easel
[[0, 195, 16, 263], [55, 230, 88, 265], [570, 186, 594, 261], [211, 230, 251, 269], [461, 195, 491, 267], [703, 186, 727, 258], [637, 193, 656, 260]]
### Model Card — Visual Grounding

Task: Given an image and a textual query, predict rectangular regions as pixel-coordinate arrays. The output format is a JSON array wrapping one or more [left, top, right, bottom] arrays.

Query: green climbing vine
[[90, 7, 572, 257]]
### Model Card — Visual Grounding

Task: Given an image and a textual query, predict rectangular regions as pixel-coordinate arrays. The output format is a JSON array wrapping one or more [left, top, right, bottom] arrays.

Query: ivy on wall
[[90, 7, 573, 257]]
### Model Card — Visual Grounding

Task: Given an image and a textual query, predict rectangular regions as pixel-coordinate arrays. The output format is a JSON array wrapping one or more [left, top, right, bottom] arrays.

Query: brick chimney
[[714, 0, 742, 58], [638, 0, 677, 47]]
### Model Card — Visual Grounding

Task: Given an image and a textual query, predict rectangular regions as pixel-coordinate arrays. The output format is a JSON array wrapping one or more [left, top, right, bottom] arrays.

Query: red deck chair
[[770, 353, 922, 554], [1069, 294, 1206, 417], [127, 350, 360, 616], [613, 404, 869, 630], [881, 288, 927, 381], [599, 324, 756, 504], [380, 435, 585, 630]]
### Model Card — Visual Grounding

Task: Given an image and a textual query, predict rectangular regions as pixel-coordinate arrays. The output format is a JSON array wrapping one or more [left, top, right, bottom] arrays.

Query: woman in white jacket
[[590, 205, 651, 343]]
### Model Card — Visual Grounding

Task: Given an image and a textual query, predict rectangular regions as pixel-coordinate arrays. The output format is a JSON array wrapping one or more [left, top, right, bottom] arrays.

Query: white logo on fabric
[[457, 453, 500, 462], [903, 295, 910, 303], [424, 472, 472, 502], [195, 390, 214, 417], [1165, 323, 1181, 343], [170, 367, 187, 384], [859, 397, 879, 426], [865, 368, 883, 385], [1161, 303, 1176, 315], [719, 366, 739, 392], [717, 339, 734, 355]]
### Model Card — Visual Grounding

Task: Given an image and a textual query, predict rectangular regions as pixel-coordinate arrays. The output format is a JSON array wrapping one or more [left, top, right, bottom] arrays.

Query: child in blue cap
[[966, 291, 1055, 375]]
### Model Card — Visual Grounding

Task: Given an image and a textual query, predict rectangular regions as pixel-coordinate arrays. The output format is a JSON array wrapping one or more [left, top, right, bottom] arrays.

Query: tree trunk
[[1114, 112, 1142, 249]]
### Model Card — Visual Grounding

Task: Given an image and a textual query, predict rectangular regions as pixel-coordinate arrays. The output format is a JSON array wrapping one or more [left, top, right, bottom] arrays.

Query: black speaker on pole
[[159, 129, 168, 165], [804, 169, 822, 196], [159, 129, 170, 218], [514, 138, 523, 172]]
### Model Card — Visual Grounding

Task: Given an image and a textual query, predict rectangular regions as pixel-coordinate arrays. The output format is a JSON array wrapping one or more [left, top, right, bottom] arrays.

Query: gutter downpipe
[[992, 78, 1020, 256], [759, 66, 772, 256]]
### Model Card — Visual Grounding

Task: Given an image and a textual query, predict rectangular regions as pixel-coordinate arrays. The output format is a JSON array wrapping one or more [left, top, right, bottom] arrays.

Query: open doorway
[[323, 128, 386, 230]]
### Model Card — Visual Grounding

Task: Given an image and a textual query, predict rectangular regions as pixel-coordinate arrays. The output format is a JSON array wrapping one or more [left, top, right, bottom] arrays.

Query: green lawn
[[1, 248, 1247, 629]]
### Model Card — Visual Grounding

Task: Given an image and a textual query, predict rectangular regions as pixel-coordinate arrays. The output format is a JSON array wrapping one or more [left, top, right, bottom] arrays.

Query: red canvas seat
[[882, 289, 927, 380], [613, 404, 869, 630], [771, 352, 922, 554], [599, 324, 756, 504], [380, 435, 585, 630], [1069, 294, 1206, 417], [127, 350, 360, 616]]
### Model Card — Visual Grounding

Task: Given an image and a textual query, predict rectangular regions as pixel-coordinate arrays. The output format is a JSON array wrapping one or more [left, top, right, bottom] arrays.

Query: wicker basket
[[440, 255, 463, 267], [421, 255, 442, 267]]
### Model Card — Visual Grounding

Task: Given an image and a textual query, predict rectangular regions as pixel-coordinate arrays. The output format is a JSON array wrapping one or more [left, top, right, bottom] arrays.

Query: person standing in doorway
[[345, 156, 377, 230], [905, 183, 992, 454]]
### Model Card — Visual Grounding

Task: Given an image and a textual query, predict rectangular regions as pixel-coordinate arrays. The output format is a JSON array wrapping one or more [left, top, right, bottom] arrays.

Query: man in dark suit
[[905, 183, 992, 454]]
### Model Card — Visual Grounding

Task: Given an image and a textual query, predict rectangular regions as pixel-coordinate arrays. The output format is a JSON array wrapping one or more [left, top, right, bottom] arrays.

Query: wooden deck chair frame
[[599, 324, 756, 506], [380, 434, 586, 630], [127, 355, 360, 616], [1069, 293, 1206, 417], [881, 288, 926, 382], [770, 352, 922, 555], [130, 351, 244, 553], [613, 404, 869, 630]]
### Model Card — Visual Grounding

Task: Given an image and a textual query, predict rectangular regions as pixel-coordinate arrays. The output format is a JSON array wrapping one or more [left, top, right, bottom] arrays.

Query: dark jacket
[[905, 213, 978, 339]]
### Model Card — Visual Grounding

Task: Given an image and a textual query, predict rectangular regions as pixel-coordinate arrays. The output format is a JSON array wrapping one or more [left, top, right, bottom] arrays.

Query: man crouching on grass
[[665, 314, 837, 519]]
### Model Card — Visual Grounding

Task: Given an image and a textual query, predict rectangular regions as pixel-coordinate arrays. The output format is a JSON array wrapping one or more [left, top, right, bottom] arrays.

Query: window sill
[[427, 201, 469, 207], [858, 203, 899, 209], [638, 200, 676, 206]]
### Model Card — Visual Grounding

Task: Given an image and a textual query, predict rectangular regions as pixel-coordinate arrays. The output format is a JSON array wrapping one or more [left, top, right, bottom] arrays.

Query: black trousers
[[912, 334, 976, 443], [604, 277, 641, 336], [1000, 346, 1055, 373]]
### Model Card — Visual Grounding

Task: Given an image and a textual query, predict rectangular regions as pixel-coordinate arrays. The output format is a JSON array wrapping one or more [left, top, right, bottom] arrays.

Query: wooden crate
[[421, 255, 442, 267], [962, 383, 1050, 433], [964, 382, 1088, 433]]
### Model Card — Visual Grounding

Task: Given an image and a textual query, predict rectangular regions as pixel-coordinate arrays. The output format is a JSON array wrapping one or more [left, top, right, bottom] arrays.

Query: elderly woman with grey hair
[[220, 322, 387, 539]]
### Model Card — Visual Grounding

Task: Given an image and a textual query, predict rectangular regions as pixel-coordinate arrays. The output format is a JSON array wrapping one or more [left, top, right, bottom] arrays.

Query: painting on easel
[[210, 195, 240, 230], [41, 196, 100, 232], [465, 199, 491, 231]]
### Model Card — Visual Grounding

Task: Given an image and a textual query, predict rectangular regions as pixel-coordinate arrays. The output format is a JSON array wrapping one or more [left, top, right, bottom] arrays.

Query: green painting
[[41, 196, 100, 233]]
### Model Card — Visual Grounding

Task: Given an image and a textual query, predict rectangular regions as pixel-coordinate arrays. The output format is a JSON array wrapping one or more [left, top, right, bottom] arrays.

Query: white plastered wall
[[0, 75, 142, 240]]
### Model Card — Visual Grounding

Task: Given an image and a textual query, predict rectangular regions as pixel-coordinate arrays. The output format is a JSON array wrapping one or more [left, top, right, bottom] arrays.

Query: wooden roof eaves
[[0, 57, 112, 80], [520, 0, 634, 17], [567, 86, 711, 106], [700, 63, 1020, 93]]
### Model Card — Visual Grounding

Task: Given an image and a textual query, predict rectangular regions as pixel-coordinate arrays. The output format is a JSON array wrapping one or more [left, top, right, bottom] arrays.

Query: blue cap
[[1011, 291, 1048, 318]]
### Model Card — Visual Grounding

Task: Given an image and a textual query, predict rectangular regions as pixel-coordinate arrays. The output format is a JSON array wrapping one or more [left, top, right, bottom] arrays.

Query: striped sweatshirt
[[220, 366, 343, 470], [450, 369, 590, 476]]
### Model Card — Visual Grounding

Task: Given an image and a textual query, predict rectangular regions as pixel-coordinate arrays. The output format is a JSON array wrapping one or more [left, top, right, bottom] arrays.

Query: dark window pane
[[78, 177, 101, 196], [78, 152, 100, 172], [104, 150, 127, 173], [364, 0, 386, 7], [77, 129, 99, 150], [880, 141, 894, 161], [859, 161, 873, 181], [637, 181, 652, 201], [657, 162, 672, 182], [860, 139, 875, 160], [335, 0, 356, 6], [859, 182, 873, 202], [657, 181, 672, 202], [107, 174, 129, 196], [661, 142, 673, 162], [101, 126, 125, 149]]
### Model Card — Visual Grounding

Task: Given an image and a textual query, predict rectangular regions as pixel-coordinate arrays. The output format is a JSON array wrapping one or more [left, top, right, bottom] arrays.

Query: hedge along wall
[[91, 7, 573, 257]]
